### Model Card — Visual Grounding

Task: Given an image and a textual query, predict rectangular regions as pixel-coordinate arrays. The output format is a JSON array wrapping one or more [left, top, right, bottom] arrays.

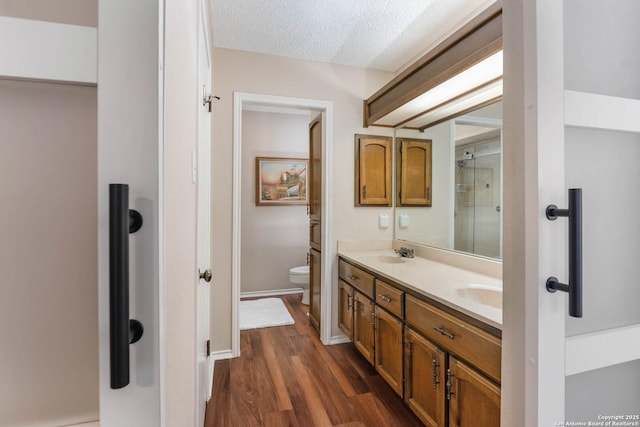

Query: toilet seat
[[289, 265, 309, 284]]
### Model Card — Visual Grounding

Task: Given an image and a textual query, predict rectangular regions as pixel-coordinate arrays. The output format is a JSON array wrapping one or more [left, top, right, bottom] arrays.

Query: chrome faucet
[[394, 247, 414, 258]]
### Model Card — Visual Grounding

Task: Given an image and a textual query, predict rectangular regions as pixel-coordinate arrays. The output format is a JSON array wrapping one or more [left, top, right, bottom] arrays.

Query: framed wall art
[[255, 157, 308, 206]]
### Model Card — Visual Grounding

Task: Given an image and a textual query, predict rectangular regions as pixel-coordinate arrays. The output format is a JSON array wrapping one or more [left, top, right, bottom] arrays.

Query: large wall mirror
[[363, 3, 503, 261], [394, 101, 503, 260]]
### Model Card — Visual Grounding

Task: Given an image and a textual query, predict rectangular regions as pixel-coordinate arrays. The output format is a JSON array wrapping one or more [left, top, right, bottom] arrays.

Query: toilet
[[289, 265, 310, 305]]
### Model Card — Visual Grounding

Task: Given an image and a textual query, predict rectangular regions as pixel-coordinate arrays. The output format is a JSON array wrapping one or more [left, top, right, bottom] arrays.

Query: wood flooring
[[205, 294, 423, 427]]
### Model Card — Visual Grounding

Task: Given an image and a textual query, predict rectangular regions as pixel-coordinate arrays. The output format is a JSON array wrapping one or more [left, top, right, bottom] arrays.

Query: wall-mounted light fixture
[[363, 2, 502, 131]]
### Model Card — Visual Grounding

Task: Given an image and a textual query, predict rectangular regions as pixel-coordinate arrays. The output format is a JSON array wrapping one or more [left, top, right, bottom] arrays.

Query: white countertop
[[337, 248, 503, 330]]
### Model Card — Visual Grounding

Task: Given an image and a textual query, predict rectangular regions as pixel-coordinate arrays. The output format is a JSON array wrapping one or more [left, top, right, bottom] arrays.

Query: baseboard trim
[[211, 349, 234, 361], [329, 335, 351, 345], [209, 350, 234, 402], [240, 288, 303, 299]]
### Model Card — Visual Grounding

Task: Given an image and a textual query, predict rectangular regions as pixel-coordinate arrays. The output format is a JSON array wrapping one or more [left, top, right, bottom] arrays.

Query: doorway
[[231, 93, 334, 355]]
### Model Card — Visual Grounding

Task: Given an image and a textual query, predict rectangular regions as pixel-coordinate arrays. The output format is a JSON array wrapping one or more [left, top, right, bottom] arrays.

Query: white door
[[533, 0, 640, 423], [196, 4, 213, 425], [97, 1, 162, 425]]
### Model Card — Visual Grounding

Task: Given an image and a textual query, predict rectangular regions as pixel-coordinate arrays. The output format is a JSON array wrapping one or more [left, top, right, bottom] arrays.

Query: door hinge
[[206, 339, 211, 357]]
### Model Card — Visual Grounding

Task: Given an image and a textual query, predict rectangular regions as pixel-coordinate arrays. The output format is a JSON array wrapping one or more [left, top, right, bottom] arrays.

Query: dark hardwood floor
[[205, 294, 423, 427]]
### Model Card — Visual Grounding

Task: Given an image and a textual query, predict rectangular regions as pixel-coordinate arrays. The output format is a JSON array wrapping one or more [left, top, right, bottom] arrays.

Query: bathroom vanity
[[337, 242, 502, 427]]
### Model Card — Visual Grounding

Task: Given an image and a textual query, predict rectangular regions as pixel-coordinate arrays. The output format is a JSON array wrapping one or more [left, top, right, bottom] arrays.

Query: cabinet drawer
[[339, 260, 374, 298], [405, 295, 501, 383], [375, 279, 403, 318]]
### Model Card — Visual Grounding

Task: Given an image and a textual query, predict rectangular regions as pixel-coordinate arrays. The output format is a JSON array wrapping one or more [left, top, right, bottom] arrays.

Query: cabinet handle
[[378, 294, 392, 303], [432, 358, 440, 389], [546, 188, 583, 318], [347, 294, 353, 310], [363, 185, 367, 199], [109, 184, 144, 390], [348, 274, 359, 281], [426, 186, 430, 200], [446, 368, 455, 400], [433, 326, 455, 340], [371, 304, 376, 330]]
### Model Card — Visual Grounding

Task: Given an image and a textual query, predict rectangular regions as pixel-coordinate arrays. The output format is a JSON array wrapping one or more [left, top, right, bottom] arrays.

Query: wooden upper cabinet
[[309, 120, 322, 221], [355, 134, 392, 206], [397, 138, 432, 207]]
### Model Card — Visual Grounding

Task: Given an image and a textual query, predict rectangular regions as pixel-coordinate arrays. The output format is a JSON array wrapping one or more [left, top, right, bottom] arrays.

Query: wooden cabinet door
[[338, 280, 354, 339], [397, 138, 432, 206], [309, 220, 321, 251], [355, 134, 392, 206], [308, 248, 321, 333], [309, 120, 322, 222], [448, 357, 500, 427], [404, 327, 446, 427], [353, 290, 374, 365], [374, 306, 403, 396]]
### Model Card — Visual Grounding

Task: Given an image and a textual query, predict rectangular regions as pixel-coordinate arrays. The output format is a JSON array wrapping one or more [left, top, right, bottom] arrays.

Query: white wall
[[562, 0, 640, 417], [0, 79, 98, 426], [211, 48, 394, 350], [241, 110, 310, 294]]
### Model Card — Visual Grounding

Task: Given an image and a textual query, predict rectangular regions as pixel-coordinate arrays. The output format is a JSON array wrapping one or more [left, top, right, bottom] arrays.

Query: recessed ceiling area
[[210, 0, 496, 73]]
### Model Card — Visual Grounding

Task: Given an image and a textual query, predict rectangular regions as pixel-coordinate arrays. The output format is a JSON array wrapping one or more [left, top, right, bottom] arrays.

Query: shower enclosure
[[453, 125, 502, 259]]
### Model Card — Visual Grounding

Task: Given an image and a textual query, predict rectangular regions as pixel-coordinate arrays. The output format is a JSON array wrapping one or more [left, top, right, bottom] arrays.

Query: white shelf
[[565, 90, 640, 134], [565, 324, 640, 376], [0, 17, 96, 85]]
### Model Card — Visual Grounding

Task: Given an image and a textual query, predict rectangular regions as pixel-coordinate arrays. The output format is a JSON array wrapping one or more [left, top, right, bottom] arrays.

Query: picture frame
[[255, 157, 308, 206]]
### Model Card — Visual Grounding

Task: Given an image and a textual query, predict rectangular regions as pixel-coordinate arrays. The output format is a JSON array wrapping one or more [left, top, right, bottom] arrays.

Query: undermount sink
[[456, 285, 502, 309], [367, 255, 408, 264]]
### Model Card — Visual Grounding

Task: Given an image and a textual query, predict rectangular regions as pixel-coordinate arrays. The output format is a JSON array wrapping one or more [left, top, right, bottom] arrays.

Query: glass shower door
[[454, 151, 502, 259]]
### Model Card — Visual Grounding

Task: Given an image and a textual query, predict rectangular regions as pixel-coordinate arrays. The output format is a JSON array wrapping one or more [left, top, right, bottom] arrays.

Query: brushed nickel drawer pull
[[378, 294, 392, 303], [433, 326, 455, 340]]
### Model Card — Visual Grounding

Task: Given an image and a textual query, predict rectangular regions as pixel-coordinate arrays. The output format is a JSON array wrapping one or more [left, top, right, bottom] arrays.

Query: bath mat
[[239, 298, 295, 330]]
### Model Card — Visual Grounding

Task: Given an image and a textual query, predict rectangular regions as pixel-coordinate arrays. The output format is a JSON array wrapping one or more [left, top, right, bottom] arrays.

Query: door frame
[[231, 92, 334, 354], [502, 0, 566, 424], [195, 0, 213, 422]]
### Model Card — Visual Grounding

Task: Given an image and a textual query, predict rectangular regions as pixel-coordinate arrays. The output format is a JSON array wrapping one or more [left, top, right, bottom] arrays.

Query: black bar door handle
[[109, 184, 144, 389], [546, 188, 583, 318]]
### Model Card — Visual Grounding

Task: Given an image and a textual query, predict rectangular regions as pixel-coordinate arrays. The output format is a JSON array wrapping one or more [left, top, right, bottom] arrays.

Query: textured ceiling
[[210, 0, 495, 73]]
